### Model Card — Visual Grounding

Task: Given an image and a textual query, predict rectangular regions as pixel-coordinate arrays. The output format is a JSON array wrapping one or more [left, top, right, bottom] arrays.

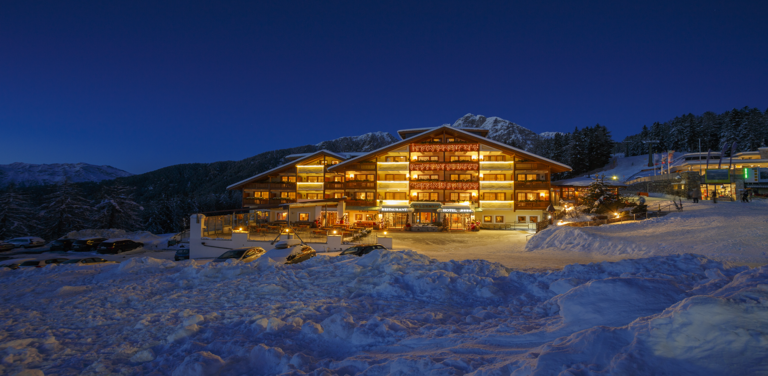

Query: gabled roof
[[397, 127, 489, 139], [327, 125, 572, 173], [227, 150, 346, 190]]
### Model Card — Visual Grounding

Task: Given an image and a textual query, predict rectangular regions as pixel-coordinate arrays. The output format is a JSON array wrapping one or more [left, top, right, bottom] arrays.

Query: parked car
[[96, 239, 144, 254], [71, 238, 107, 252], [18, 258, 70, 268], [0, 242, 15, 252], [5, 237, 46, 249], [49, 238, 76, 252], [1, 258, 35, 270], [212, 247, 266, 264], [285, 245, 317, 264], [254, 239, 317, 266], [340, 244, 387, 257], [174, 248, 190, 261], [61, 258, 118, 265]]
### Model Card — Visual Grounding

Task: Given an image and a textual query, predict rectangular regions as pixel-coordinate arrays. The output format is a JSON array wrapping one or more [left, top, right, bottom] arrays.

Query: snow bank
[[64, 229, 176, 250], [0, 249, 764, 375], [527, 202, 768, 265]]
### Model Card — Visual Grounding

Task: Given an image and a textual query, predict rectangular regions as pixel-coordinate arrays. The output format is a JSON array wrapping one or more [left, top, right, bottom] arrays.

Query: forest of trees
[[621, 106, 768, 156], [531, 124, 615, 180]]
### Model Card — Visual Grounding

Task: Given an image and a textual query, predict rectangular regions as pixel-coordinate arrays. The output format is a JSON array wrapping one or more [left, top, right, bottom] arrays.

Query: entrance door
[[322, 211, 338, 226]]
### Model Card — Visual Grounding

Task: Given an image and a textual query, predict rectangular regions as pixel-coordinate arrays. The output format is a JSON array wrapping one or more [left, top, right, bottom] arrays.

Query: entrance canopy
[[411, 202, 442, 210]]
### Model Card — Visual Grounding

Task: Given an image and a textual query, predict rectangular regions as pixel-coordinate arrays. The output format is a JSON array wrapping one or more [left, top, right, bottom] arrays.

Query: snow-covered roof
[[329, 125, 572, 173], [227, 150, 347, 190]]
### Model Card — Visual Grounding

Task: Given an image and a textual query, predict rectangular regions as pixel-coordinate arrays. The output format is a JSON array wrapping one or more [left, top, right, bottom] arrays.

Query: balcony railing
[[345, 199, 377, 207], [345, 181, 376, 189], [516, 181, 550, 190], [243, 198, 296, 206], [515, 162, 545, 170], [243, 182, 296, 190], [516, 201, 550, 209], [325, 182, 345, 189], [410, 181, 479, 190]]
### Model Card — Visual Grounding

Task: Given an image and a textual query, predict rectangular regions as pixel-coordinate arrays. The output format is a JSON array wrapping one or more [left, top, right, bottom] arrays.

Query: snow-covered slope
[[450, 113, 540, 150], [0, 162, 132, 187], [315, 131, 397, 152], [539, 131, 564, 139]]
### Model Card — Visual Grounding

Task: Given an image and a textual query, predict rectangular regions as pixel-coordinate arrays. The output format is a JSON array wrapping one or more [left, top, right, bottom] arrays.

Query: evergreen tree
[[92, 184, 143, 230], [38, 180, 93, 240], [567, 127, 588, 175], [0, 183, 39, 239]]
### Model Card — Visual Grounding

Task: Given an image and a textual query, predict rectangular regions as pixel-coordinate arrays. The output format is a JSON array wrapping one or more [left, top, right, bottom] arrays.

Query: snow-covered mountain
[[449, 114, 540, 150], [539, 131, 564, 139], [316, 131, 398, 152], [0, 162, 133, 187]]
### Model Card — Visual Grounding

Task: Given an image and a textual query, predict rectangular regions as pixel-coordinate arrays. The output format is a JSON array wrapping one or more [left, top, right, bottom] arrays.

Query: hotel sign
[[440, 208, 474, 213], [410, 143, 480, 153], [705, 169, 730, 183], [410, 181, 479, 190], [410, 163, 479, 171]]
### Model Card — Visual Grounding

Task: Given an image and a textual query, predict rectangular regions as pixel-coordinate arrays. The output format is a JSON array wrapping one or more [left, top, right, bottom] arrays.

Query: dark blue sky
[[2, 1, 767, 174]]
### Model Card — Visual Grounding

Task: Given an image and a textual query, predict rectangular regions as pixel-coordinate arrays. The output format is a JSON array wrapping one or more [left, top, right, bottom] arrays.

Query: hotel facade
[[225, 125, 572, 230]]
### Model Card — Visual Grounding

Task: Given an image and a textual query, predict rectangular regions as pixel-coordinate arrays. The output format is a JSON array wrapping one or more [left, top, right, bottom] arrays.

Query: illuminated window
[[252, 191, 268, 198], [276, 212, 287, 221], [279, 191, 296, 199], [449, 174, 472, 180], [495, 216, 504, 223], [482, 174, 505, 181], [333, 192, 344, 198], [529, 216, 539, 223], [306, 193, 320, 200], [384, 174, 407, 181], [299, 213, 309, 221], [416, 174, 439, 180], [449, 192, 472, 201], [417, 192, 438, 201], [354, 192, 375, 200], [385, 156, 407, 162], [281, 176, 296, 182], [449, 156, 472, 161], [483, 216, 492, 222], [355, 214, 363, 221], [385, 192, 407, 200], [366, 214, 375, 221], [517, 216, 527, 223], [483, 192, 504, 201], [517, 173, 546, 181], [484, 155, 506, 161], [306, 176, 319, 182]]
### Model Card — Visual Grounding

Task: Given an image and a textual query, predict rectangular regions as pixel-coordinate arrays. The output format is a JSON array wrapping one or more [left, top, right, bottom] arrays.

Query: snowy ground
[[527, 200, 768, 267], [1, 251, 766, 375], [1, 201, 767, 375]]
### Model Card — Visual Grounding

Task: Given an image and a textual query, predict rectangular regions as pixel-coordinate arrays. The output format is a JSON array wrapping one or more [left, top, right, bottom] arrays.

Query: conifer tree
[[38, 180, 93, 240], [92, 184, 143, 230], [0, 183, 39, 239]]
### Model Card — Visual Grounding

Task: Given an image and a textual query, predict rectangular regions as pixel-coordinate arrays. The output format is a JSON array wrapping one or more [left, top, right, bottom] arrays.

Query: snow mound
[[511, 266, 768, 375]]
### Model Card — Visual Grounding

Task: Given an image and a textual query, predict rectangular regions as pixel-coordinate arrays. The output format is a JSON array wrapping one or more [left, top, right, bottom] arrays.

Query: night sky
[[2, 1, 767, 174]]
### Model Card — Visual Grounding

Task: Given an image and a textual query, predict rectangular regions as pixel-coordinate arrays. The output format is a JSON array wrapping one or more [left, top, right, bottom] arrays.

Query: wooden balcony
[[345, 199, 377, 207], [515, 162, 545, 170], [516, 181, 550, 190], [516, 201, 550, 209], [325, 182, 345, 189], [243, 198, 296, 206], [243, 182, 296, 190], [345, 181, 376, 189]]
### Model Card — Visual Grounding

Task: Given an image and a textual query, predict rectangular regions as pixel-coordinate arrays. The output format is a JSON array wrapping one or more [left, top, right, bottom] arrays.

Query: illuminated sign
[[441, 208, 474, 213], [705, 169, 730, 183], [380, 207, 410, 212]]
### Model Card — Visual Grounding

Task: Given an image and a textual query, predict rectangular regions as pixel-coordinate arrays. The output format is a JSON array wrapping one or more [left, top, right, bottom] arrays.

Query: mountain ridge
[[0, 162, 133, 188]]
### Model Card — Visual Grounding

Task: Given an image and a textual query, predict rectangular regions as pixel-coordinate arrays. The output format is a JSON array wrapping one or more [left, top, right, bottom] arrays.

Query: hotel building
[[225, 125, 572, 230]]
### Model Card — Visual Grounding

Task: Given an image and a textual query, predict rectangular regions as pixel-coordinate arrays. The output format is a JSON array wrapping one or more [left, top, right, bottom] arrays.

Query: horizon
[[2, 1, 767, 174]]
